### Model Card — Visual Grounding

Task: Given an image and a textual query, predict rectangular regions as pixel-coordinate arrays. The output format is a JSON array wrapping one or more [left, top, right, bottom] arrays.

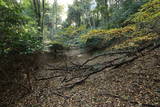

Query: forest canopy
[[0, 0, 159, 54]]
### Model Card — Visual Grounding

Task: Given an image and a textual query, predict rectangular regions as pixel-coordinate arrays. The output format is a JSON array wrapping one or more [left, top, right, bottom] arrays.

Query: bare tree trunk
[[32, 0, 45, 32], [54, 0, 58, 31], [41, 0, 45, 33], [92, 13, 96, 29], [37, 0, 41, 26]]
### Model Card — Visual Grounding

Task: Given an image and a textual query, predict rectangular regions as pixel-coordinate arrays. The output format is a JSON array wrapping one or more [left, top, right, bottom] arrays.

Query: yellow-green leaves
[[58, 25, 86, 38], [80, 25, 136, 42], [112, 33, 159, 50], [131, 0, 160, 23]]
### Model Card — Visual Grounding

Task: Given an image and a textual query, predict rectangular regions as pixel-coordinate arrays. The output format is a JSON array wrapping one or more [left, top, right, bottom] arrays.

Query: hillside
[[81, 0, 160, 52], [12, 41, 160, 107], [0, 0, 160, 107]]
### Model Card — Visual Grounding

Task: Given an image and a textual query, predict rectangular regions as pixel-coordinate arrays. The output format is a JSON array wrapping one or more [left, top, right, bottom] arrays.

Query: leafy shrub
[[0, 0, 42, 55], [47, 40, 70, 51], [137, 15, 160, 34], [53, 25, 87, 48], [81, 25, 136, 42], [58, 25, 86, 38], [126, 0, 160, 23], [85, 36, 106, 51], [112, 33, 159, 50], [108, 0, 149, 28], [112, 0, 160, 50], [81, 0, 160, 52], [48, 43, 64, 53], [81, 25, 136, 50]]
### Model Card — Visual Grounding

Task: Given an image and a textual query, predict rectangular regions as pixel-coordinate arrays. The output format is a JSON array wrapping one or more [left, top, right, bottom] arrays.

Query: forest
[[0, 0, 160, 106]]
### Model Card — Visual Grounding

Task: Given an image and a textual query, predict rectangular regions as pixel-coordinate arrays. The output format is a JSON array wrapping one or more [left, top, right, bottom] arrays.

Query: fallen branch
[[112, 56, 138, 69], [61, 56, 138, 89], [63, 66, 92, 83], [62, 76, 89, 89], [81, 51, 131, 66], [34, 75, 63, 81], [35, 42, 160, 90]]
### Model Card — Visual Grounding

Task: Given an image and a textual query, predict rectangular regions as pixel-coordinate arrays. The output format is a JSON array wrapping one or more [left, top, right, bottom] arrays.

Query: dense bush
[[81, 25, 135, 41], [52, 25, 87, 48], [47, 41, 64, 52], [58, 25, 86, 38], [0, 0, 42, 55], [108, 0, 149, 28], [80, 0, 160, 51], [81, 25, 136, 50], [112, 0, 160, 50], [85, 36, 106, 51], [129, 0, 160, 23], [112, 33, 159, 50]]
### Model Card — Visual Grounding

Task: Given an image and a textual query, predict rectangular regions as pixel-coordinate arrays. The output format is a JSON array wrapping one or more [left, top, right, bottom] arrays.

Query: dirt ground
[[1, 49, 160, 107]]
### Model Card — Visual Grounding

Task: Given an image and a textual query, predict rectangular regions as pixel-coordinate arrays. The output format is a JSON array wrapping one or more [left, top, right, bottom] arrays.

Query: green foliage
[[48, 25, 87, 48], [108, 0, 149, 28], [112, 33, 159, 50], [45, 1, 63, 39], [81, 0, 160, 51], [80, 25, 136, 50], [81, 25, 136, 42], [85, 36, 106, 51], [66, 0, 93, 27], [130, 0, 160, 23], [57, 0, 160, 51], [111, 0, 160, 50], [47, 41, 64, 52], [58, 25, 86, 38], [0, 0, 42, 55]]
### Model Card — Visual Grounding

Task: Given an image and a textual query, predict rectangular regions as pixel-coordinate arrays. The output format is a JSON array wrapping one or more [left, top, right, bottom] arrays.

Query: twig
[[63, 76, 89, 89], [52, 91, 70, 99]]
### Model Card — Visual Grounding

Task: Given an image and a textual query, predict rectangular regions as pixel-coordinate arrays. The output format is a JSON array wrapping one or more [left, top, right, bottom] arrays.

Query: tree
[[66, 0, 93, 28], [41, 1, 63, 40], [0, 0, 42, 55], [31, 0, 45, 32]]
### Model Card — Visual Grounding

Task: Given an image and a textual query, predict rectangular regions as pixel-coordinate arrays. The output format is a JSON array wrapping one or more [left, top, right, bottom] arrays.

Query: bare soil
[[1, 49, 160, 107]]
